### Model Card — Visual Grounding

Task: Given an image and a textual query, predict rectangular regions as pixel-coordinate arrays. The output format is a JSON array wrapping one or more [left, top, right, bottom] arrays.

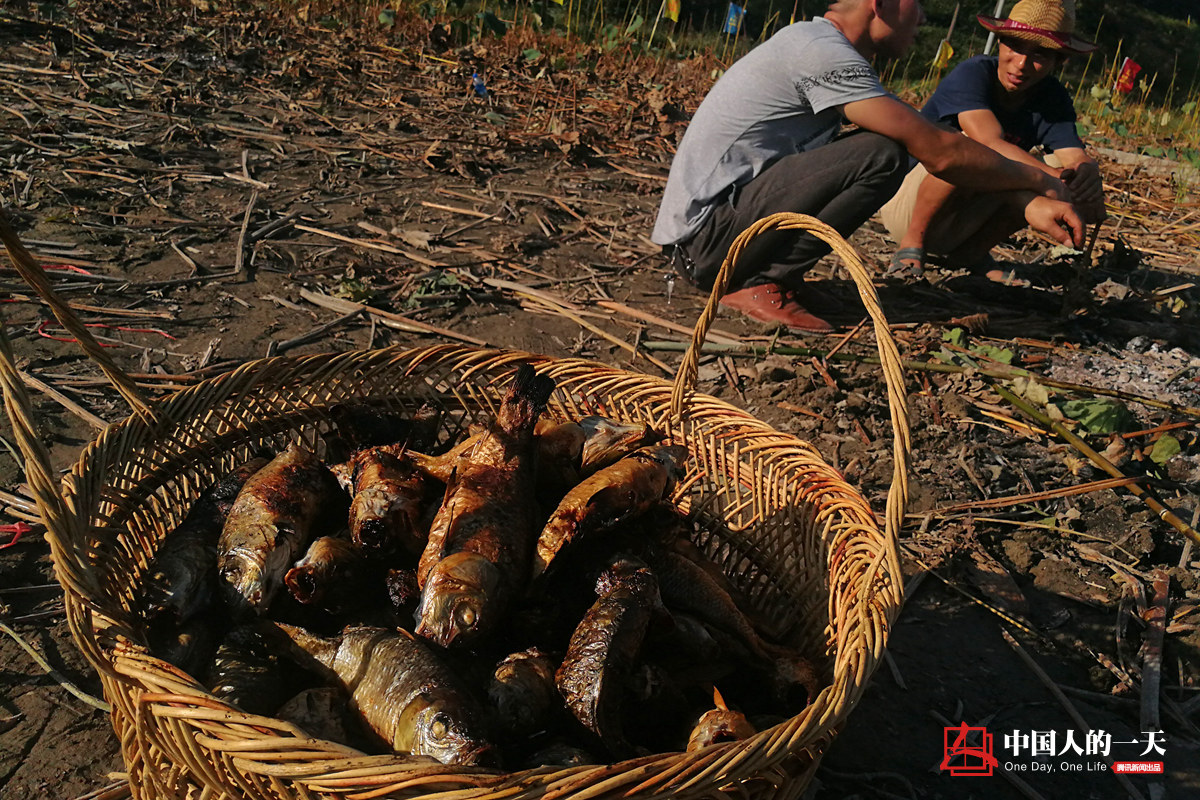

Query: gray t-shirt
[[652, 17, 888, 245]]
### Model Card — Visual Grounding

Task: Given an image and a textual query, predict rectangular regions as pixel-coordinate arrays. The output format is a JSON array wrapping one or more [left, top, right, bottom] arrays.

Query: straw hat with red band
[[978, 0, 1098, 55]]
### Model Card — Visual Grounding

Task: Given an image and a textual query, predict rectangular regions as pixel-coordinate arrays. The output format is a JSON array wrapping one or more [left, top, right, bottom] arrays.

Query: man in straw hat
[[653, 0, 1087, 333], [880, 0, 1105, 282]]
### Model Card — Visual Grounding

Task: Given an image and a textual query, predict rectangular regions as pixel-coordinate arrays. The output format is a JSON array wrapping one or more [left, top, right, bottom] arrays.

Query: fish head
[[686, 707, 756, 752], [142, 568, 190, 624], [415, 552, 503, 648], [578, 417, 663, 472], [594, 554, 651, 595], [401, 687, 494, 766], [635, 445, 690, 490], [353, 517, 393, 552], [218, 545, 272, 616], [488, 650, 557, 733]]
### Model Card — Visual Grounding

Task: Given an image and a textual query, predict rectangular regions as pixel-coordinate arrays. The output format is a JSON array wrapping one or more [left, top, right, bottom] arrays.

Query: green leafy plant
[[939, 328, 1016, 364], [1058, 398, 1137, 434], [335, 277, 373, 302], [1149, 434, 1182, 465]]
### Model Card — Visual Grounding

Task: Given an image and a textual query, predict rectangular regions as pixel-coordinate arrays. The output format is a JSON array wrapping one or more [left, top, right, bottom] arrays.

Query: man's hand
[[1037, 172, 1072, 204], [1059, 163, 1106, 223], [1024, 195, 1085, 248]]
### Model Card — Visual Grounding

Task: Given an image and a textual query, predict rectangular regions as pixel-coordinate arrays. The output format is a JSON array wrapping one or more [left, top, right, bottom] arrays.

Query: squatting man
[[653, 0, 1096, 333]]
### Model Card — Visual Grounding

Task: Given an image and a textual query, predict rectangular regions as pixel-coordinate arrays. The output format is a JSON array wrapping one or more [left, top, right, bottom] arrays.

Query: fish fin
[[441, 463, 459, 504], [500, 364, 556, 431], [583, 485, 637, 530]]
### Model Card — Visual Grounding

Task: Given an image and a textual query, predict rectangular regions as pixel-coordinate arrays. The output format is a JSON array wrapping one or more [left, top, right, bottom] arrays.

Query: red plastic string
[[0, 522, 34, 549], [36, 319, 176, 344], [0, 262, 95, 275]]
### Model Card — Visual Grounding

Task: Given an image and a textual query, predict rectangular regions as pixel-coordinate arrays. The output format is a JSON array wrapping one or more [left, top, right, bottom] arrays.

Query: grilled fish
[[386, 567, 422, 618], [329, 459, 355, 493], [331, 402, 428, 450], [556, 556, 662, 758], [218, 445, 344, 615], [488, 648, 560, 737], [645, 548, 773, 662], [416, 364, 555, 647], [532, 445, 688, 579], [284, 533, 366, 611], [643, 611, 738, 684], [276, 623, 493, 765], [533, 419, 586, 501], [142, 457, 269, 625], [407, 429, 485, 483], [207, 622, 301, 716], [348, 446, 432, 556], [147, 612, 220, 677], [648, 549, 820, 707], [275, 687, 363, 749], [686, 688, 756, 752], [578, 416, 662, 474]]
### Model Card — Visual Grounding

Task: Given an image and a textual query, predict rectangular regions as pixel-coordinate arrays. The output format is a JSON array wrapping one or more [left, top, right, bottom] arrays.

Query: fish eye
[[455, 603, 477, 629], [430, 713, 449, 740]]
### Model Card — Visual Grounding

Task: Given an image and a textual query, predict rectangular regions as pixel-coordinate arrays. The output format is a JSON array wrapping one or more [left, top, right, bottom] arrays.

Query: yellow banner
[[933, 41, 953, 69], [665, 0, 680, 21]]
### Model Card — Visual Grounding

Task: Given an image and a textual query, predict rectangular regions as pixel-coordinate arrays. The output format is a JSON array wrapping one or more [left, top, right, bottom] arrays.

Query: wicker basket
[[0, 212, 908, 800]]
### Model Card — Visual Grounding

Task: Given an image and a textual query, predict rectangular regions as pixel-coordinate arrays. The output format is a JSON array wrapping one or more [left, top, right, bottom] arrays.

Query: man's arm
[[959, 108, 1105, 223], [957, 108, 1061, 172], [843, 96, 1084, 245], [844, 96, 1064, 196], [961, 111, 1104, 223]]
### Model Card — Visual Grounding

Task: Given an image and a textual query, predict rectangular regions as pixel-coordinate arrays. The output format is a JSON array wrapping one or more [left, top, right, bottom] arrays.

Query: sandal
[[887, 247, 926, 279]]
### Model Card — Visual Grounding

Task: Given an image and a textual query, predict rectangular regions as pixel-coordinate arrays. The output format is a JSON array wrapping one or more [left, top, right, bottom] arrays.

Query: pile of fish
[[140, 364, 819, 769]]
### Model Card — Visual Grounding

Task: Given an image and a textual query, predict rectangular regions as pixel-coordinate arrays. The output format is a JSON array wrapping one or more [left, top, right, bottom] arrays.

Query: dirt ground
[[2, 3, 1200, 798]]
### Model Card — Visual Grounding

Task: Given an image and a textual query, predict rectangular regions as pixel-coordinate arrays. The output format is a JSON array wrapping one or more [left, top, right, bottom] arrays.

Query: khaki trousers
[[877, 152, 1061, 254]]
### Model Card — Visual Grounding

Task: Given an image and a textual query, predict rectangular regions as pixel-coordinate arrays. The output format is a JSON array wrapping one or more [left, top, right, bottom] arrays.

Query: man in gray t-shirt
[[653, 0, 1085, 332]]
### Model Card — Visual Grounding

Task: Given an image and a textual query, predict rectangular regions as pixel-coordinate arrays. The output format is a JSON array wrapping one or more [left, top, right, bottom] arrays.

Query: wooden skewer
[[1061, 218, 1104, 316]]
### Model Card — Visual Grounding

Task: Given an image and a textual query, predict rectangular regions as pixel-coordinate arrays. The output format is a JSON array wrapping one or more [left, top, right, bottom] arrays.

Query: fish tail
[[499, 364, 556, 433]]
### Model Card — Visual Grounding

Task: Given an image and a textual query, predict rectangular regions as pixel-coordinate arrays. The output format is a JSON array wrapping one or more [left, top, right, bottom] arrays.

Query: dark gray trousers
[[678, 131, 908, 293]]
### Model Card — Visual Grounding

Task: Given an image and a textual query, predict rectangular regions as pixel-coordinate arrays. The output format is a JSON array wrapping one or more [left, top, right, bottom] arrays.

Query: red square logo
[[942, 723, 999, 776]]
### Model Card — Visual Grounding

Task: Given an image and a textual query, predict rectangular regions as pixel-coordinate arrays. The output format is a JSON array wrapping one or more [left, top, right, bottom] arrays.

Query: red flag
[[1114, 57, 1142, 95]]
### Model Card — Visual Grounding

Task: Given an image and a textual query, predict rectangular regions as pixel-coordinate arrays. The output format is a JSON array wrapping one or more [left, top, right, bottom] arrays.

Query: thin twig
[[18, 369, 108, 430], [0, 621, 109, 711], [1140, 570, 1169, 734], [235, 189, 259, 279], [298, 289, 486, 346], [71, 779, 131, 800], [935, 476, 1145, 513], [270, 310, 363, 355]]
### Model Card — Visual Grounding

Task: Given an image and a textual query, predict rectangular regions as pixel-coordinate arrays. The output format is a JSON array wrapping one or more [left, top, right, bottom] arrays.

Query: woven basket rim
[[42, 343, 898, 793]]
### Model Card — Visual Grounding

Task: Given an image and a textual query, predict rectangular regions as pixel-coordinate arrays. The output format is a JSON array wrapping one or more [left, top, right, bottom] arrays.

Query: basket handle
[[0, 211, 163, 622], [670, 212, 910, 573], [0, 211, 158, 423], [0, 322, 109, 605]]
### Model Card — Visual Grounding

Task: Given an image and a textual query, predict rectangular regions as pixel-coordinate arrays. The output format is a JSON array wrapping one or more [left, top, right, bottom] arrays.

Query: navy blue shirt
[[920, 56, 1084, 154]]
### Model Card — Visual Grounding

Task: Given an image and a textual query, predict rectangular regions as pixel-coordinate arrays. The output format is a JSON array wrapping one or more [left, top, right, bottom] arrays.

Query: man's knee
[[861, 133, 908, 186]]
